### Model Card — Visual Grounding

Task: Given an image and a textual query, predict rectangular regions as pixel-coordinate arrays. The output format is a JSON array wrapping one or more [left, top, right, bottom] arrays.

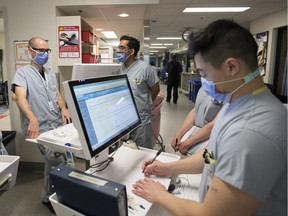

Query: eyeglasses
[[117, 45, 129, 50], [29, 46, 52, 54]]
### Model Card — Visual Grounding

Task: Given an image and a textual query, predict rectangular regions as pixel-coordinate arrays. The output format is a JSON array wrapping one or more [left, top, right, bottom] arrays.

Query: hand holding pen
[[142, 148, 163, 173], [172, 138, 179, 152]]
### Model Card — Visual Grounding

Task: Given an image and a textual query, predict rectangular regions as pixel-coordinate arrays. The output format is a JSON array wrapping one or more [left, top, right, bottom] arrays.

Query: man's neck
[[30, 61, 43, 73], [230, 77, 266, 103], [124, 57, 136, 68]]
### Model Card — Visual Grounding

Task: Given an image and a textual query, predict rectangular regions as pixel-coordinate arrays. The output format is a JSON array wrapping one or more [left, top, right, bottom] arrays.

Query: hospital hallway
[[0, 83, 195, 216]]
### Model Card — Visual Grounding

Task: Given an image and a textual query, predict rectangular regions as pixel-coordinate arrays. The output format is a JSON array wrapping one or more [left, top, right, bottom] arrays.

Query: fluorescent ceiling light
[[150, 50, 159, 53], [164, 43, 173, 46], [101, 31, 117, 39], [157, 37, 182, 40], [151, 43, 163, 46], [183, 7, 250, 12], [95, 28, 103, 31], [150, 46, 167, 49], [107, 42, 119, 46], [118, 13, 129, 17]]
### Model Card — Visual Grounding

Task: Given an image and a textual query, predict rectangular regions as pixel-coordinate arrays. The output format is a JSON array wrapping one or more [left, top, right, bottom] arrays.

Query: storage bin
[[81, 30, 93, 44], [2, 131, 16, 155], [82, 53, 95, 63], [189, 79, 202, 102]]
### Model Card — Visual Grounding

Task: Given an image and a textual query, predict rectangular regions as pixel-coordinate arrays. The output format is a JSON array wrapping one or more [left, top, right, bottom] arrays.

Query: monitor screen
[[71, 63, 121, 80], [63, 75, 141, 160]]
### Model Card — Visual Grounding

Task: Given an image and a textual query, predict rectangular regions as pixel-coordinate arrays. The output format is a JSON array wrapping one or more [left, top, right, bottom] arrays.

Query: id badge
[[48, 100, 55, 111]]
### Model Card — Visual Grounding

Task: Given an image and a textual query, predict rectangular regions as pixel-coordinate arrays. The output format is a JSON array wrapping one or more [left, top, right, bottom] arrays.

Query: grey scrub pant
[[37, 144, 64, 202], [130, 122, 153, 149]]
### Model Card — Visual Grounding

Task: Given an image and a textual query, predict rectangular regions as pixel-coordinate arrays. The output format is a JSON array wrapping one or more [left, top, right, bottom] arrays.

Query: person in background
[[166, 54, 183, 104], [11, 37, 71, 213], [132, 19, 287, 216], [117, 35, 160, 149], [160, 59, 167, 85], [171, 87, 222, 155]]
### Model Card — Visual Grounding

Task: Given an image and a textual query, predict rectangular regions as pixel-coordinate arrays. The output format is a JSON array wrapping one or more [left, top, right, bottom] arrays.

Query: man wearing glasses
[[11, 37, 70, 213], [117, 35, 160, 149]]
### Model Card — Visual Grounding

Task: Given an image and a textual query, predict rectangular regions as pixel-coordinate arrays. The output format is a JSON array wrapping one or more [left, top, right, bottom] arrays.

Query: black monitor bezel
[[67, 74, 141, 159]]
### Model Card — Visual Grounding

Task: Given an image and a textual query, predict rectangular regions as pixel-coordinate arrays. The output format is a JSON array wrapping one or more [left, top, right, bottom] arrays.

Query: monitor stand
[[88, 140, 122, 172], [88, 147, 111, 172]]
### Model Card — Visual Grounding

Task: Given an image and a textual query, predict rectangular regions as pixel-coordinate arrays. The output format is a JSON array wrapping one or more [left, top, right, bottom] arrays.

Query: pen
[[175, 138, 178, 152], [142, 148, 163, 173]]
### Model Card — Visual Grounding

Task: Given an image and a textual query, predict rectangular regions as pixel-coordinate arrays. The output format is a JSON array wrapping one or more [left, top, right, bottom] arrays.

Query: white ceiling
[[57, 0, 287, 53], [2, 1, 286, 53]]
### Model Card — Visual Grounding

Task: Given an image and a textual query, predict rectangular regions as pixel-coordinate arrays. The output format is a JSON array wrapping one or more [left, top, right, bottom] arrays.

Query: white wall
[[250, 9, 287, 83], [0, 0, 159, 163], [0, 32, 7, 81]]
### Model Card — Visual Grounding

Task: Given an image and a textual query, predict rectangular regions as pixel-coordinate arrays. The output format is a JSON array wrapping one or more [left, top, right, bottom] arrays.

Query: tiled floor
[[0, 84, 195, 216]]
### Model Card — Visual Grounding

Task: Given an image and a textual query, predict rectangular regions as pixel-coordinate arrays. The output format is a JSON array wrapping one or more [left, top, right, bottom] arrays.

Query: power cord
[[89, 147, 118, 174]]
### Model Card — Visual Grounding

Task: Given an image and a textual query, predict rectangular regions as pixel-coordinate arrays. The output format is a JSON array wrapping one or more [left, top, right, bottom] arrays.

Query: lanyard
[[31, 65, 52, 102], [252, 86, 268, 95]]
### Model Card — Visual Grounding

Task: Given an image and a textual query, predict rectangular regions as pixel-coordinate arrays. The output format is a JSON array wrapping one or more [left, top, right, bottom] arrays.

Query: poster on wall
[[58, 26, 80, 58], [253, 31, 268, 76], [15, 41, 30, 63], [14, 40, 53, 70]]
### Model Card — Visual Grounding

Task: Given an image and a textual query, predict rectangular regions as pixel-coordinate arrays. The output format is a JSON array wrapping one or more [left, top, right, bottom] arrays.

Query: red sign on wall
[[58, 26, 80, 58]]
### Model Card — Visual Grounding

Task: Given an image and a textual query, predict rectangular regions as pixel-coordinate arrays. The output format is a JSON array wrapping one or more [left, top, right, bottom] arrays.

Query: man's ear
[[130, 48, 135, 56], [28, 47, 34, 56], [224, 58, 240, 76]]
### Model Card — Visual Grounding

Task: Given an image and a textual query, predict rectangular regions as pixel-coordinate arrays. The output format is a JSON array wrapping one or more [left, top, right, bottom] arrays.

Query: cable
[[89, 146, 118, 174]]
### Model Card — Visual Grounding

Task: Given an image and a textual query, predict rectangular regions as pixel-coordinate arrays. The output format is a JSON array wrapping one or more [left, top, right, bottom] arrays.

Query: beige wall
[[0, 32, 7, 81], [0, 1, 286, 163]]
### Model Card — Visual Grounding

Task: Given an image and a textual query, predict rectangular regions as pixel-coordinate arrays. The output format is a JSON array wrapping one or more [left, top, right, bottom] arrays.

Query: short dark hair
[[187, 19, 258, 69], [120, 35, 140, 56]]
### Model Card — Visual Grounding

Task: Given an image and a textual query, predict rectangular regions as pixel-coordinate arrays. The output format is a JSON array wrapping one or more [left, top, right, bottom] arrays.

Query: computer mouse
[[53, 130, 67, 138]]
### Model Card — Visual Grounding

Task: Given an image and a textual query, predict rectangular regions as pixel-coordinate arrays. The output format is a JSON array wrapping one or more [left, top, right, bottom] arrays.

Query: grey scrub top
[[12, 65, 62, 134]]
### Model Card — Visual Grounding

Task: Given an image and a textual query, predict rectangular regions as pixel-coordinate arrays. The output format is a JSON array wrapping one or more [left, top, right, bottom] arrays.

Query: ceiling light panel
[[156, 37, 182, 40], [183, 7, 250, 12], [101, 31, 117, 39]]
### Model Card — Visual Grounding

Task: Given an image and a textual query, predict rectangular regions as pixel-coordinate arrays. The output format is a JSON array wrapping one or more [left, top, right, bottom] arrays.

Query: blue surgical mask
[[116, 52, 127, 63], [201, 68, 261, 104], [33, 52, 49, 66]]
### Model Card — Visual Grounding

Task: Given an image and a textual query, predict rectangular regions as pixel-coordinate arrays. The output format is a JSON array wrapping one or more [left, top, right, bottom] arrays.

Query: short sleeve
[[215, 128, 285, 201], [12, 68, 28, 92]]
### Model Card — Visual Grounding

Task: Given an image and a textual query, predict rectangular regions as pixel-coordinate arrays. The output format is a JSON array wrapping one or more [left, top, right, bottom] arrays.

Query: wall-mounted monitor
[[62, 75, 141, 160], [71, 63, 121, 80]]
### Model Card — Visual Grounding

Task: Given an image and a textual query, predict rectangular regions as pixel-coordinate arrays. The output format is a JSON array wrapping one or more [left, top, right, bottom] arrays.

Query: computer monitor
[[71, 63, 121, 80], [62, 74, 141, 161]]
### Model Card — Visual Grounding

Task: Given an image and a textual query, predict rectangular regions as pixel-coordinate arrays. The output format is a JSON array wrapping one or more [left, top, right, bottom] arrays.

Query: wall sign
[[58, 26, 80, 58], [253, 31, 268, 76]]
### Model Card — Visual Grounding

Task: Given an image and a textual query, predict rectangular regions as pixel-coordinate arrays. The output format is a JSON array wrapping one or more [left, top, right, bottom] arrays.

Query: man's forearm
[[169, 150, 204, 175], [57, 91, 67, 111], [15, 97, 37, 122]]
